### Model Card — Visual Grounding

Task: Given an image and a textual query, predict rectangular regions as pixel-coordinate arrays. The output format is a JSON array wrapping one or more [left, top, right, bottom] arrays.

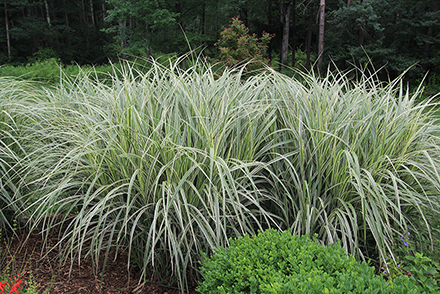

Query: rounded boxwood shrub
[[197, 229, 427, 294]]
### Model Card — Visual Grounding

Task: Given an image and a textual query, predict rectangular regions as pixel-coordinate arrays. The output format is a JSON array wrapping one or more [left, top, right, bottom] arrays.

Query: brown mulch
[[0, 226, 199, 294]]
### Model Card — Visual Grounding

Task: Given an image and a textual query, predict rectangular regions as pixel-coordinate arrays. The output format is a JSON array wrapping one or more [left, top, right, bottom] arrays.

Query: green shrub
[[215, 16, 273, 71], [198, 229, 429, 294]]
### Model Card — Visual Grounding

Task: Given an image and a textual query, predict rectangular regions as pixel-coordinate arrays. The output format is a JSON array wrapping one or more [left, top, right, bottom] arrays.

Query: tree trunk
[[347, 0, 351, 6], [215, 0, 219, 52], [81, 0, 91, 51], [267, 0, 274, 61], [291, 0, 296, 67], [358, 0, 366, 46], [120, 20, 127, 59], [82, 0, 88, 26], [243, 0, 249, 28], [359, 22, 366, 45], [63, 0, 69, 27], [305, 0, 315, 71], [425, 0, 439, 57], [90, 0, 96, 32], [102, 3, 106, 21], [146, 22, 151, 61], [201, 1, 207, 45], [62, 0, 71, 46], [280, 1, 292, 72], [317, 0, 325, 71], [4, 2, 10, 58], [44, 0, 51, 27]]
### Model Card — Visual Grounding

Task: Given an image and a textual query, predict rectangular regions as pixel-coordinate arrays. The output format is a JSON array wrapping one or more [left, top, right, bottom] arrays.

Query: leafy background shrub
[[198, 229, 428, 294], [215, 17, 273, 71]]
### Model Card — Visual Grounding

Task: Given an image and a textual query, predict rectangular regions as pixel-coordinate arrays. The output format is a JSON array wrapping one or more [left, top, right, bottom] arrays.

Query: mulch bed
[[1, 225, 199, 294]]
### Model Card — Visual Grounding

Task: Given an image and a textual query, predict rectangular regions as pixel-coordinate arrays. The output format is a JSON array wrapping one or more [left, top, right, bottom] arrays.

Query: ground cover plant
[[0, 58, 439, 292], [0, 58, 142, 85]]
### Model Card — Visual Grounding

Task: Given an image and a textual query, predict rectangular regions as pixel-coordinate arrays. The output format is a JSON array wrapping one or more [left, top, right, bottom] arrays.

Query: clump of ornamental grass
[[14, 58, 440, 292], [262, 68, 440, 263], [0, 78, 36, 233], [21, 59, 278, 291]]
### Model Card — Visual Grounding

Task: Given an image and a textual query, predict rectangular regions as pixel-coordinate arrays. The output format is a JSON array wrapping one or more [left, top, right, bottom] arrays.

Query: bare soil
[[1, 226, 199, 294]]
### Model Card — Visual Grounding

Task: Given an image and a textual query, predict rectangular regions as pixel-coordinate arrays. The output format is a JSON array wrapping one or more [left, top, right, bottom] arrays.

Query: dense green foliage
[[198, 229, 432, 294], [0, 58, 136, 84], [1, 0, 110, 64], [1, 0, 439, 83], [327, 0, 440, 80], [0, 59, 439, 291], [103, 0, 182, 58], [215, 17, 273, 70]]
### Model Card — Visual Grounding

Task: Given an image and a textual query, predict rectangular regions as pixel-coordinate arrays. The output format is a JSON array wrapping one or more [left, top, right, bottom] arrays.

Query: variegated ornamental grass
[[0, 78, 38, 233], [2, 59, 439, 291]]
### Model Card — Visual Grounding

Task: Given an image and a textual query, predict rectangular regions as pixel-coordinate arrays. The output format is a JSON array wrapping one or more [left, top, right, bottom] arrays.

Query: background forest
[[1, 0, 440, 83]]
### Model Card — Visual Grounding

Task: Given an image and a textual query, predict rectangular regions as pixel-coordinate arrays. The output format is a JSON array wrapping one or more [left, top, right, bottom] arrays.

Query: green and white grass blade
[[0, 78, 38, 233]]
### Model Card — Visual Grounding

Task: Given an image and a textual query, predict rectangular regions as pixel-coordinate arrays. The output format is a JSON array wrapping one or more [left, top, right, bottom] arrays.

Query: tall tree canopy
[[0, 0, 439, 81], [1, 0, 110, 64], [327, 0, 440, 79]]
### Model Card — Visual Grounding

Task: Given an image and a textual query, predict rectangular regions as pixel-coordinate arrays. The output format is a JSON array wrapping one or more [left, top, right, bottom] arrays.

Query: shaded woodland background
[[1, 0, 440, 82]]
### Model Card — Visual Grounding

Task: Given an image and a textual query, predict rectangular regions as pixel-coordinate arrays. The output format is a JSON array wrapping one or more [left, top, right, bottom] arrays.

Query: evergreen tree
[[327, 0, 440, 79], [215, 16, 273, 70]]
